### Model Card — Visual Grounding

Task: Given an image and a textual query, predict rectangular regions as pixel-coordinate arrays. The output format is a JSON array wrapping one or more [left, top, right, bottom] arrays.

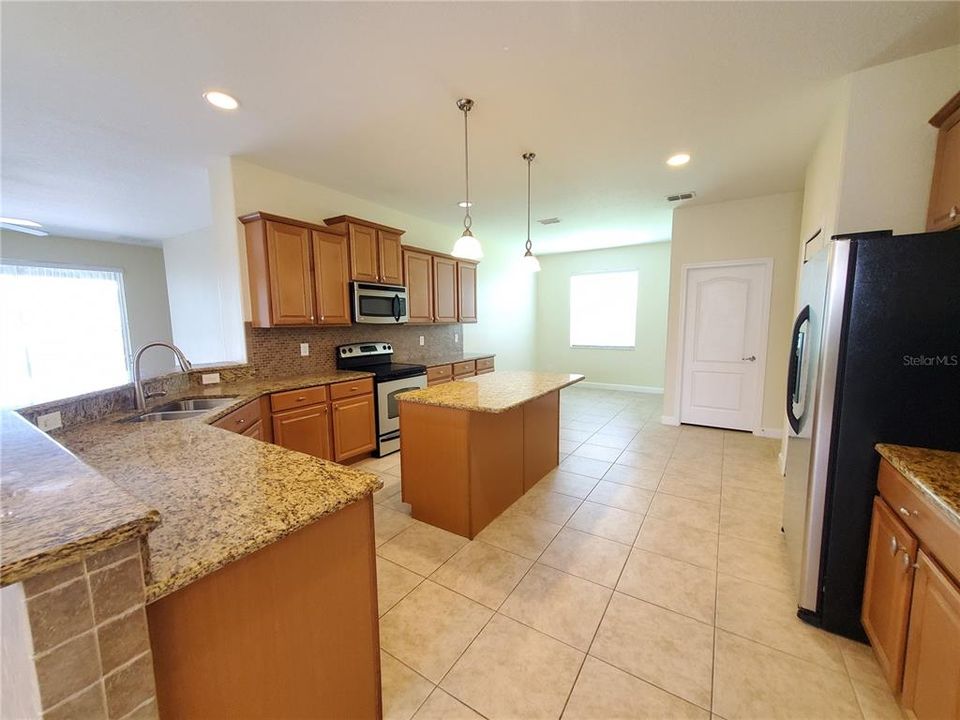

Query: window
[[0, 263, 132, 408], [569, 270, 639, 348]]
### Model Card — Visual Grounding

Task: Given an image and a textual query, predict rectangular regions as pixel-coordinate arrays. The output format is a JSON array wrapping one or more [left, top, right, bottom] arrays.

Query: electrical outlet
[[455, 333, 459, 342], [37, 411, 62, 432], [300, 343, 310, 357], [419, 336, 424, 346], [201, 372, 221, 385]]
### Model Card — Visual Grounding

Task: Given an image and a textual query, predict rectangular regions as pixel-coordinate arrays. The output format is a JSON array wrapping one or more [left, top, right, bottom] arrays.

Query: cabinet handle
[[898, 506, 917, 519], [320, 315, 324, 321], [900, 550, 914, 573], [296, 396, 306, 402], [237, 419, 245, 425], [889, 536, 899, 555], [950, 206, 958, 220], [350, 386, 358, 391]]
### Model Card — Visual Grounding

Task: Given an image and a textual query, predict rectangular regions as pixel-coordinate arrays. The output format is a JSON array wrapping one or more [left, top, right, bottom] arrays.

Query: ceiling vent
[[537, 217, 561, 225], [666, 191, 696, 203]]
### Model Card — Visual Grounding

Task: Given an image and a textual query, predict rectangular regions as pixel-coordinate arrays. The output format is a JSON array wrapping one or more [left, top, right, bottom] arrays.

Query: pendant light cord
[[463, 107, 472, 231], [526, 156, 532, 253]]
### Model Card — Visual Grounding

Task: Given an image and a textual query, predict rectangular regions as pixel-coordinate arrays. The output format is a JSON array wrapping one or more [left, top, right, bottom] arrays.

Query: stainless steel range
[[336, 342, 426, 456]]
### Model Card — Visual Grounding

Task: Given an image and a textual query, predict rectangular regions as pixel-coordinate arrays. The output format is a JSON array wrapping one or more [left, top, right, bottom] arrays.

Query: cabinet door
[[266, 221, 315, 325], [241, 419, 264, 441], [272, 404, 333, 460], [928, 102, 960, 232], [433, 256, 458, 323], [404, 250, 434, 323], [312, 230, 351, 325], [332, 395, 376, 461], [862, 496, 918, 690], [378, 230, 404, 285], [902, 550, 960, 720], [348, 224, 379, 282], [457, 261, 478, 323]]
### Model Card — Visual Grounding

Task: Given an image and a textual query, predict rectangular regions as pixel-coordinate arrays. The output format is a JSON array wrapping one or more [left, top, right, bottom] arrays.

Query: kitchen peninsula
[[398, 370, 584, 538]]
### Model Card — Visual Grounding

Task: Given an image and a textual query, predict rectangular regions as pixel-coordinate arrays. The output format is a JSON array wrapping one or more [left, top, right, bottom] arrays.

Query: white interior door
[[679, 261, 771, 431]]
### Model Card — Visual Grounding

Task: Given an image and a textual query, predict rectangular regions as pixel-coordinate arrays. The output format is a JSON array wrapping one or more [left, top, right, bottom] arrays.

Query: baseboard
[[660, 415, 680, 426], [753, 427, 784, 439], [577, 381, 664, 394]]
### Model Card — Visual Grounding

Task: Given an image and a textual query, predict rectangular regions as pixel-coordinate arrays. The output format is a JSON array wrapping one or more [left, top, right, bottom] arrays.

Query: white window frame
[[568, 269, 640, 350]]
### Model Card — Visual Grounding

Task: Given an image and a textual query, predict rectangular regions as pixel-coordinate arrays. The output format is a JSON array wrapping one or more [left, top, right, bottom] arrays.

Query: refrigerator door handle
[[787, 305, 810, 434]]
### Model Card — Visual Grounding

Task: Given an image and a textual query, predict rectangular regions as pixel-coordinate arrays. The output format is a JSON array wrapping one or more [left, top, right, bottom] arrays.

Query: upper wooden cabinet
[[457, 261, 478, 323], [403, 249, 434, 324], [324, 215, 405, 285], [241, 212, 350, 328], [927, 91, 960, 232], [433, 256, 458, 323]]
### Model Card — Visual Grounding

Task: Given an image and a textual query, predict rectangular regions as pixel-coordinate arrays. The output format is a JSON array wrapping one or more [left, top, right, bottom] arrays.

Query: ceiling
[[2, 2, 957, 253]]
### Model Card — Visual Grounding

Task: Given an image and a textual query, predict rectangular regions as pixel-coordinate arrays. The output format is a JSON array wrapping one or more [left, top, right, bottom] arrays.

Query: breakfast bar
[[397, 370, 584, 538]]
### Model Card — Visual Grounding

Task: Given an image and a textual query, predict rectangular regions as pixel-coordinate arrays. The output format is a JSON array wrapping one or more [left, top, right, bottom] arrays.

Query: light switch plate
[[300, 343, 310, 357], [455, 333, 459, 342], [37, 411, 62, 432], [419, 336, 425, 346], [201, 372, 221, 385]]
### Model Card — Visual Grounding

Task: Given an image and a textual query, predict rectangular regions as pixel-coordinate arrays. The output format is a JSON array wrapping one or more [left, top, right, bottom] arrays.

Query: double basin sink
[[125, 397, 239, 422]]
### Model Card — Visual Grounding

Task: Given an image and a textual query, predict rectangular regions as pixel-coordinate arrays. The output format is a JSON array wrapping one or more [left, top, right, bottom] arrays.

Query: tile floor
[[357, 386, 904, 720]]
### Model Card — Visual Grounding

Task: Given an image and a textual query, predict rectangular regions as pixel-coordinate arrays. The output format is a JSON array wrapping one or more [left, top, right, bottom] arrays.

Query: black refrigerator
[[782, 228, 960, 641]]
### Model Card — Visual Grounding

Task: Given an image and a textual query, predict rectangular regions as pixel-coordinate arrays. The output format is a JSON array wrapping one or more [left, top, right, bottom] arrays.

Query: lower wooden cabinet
[[332, 395, 376, 462], [902, 550, 960, 720], [272, 403, 333, 461], [241, 419, 264, 441]]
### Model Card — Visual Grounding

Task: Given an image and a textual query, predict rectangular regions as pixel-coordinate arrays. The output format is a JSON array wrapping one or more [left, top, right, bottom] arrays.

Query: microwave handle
[[392, 294, 401, 322]]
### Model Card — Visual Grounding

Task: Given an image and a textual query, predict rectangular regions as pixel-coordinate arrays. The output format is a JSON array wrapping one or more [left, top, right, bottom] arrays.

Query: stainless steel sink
[[150, 397, 239, 413], [133, 410, 210, 422]]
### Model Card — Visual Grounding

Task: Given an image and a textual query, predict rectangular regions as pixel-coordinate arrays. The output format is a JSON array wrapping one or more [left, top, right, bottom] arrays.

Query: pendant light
[[452, 98, 483, 260], [520, 152, 541, 272]]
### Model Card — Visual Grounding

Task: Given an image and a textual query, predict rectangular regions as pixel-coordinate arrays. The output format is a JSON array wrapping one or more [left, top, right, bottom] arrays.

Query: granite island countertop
[[399, 351, 494, 367], [397, 370, 584, 413], [29, 370, 382, 601], [876, 443, 960, 528]]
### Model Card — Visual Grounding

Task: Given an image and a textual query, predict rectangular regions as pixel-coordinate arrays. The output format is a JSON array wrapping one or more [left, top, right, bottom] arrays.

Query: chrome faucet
[[133, 342, 193, 411]]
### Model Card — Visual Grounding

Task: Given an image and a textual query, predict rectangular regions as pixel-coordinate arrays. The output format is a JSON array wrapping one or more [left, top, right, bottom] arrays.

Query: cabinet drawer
[[452, 360, 476, 378], [426, 365, 452, 383], [270, 385, 328, 412], [212, 399, 262, 434], [330, 378, 374, 401], [878, 459, 960, 582], [476, 357, 494, 372]]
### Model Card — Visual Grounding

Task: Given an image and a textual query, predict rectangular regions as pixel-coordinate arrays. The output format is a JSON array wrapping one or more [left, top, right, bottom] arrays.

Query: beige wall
[[662, 192, 803, 435], [535, 243, 670, 389], [230, 158, 537, 369], [0, 231, 175, 378]]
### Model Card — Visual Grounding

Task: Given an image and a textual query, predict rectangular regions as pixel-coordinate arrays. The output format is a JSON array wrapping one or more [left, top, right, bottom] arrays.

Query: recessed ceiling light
[[667, 153, 691, 167], [0, 217, 42, 228], [458, 200, 473, 208], [203, 90, 239, 110]]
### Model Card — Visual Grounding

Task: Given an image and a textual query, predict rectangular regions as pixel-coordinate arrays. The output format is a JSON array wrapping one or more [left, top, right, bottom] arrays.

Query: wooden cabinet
[[312, 229, 351, 325], [426, 364, 453, 386], [272, 403, 333, 461], [453, 360, 476, 379], [332, 394, 376, 462], [433, 256, 458, 323], [862, 497, 918, 689], [212, 398, 272, 443], [457, 261, 478, 323], [325, 215, 405, 285], [241, 212, 349, 328], [404, 249, 434, 324], [902, 550, 960, 720], [927, 91, 960, 232], [476, 357, 495, 375]]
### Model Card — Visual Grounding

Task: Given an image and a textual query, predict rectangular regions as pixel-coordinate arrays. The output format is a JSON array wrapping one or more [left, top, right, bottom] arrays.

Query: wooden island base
[[399, 390, 560, 538]]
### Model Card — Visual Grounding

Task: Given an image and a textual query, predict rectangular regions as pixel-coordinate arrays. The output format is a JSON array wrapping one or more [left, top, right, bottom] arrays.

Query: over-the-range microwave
[[352, 282, 409, 324]]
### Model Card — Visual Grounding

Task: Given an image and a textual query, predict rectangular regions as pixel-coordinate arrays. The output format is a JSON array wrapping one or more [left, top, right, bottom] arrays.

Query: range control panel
[[337, 342, 393, 358]]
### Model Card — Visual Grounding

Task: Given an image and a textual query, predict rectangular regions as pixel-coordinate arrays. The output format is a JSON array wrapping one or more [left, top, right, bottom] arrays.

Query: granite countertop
[[0, 411, 160, 586], [400, 351, 494, 367], [16, 370, 381, 601], [397, 370, 584, 413], [876, 443, 960, 528]]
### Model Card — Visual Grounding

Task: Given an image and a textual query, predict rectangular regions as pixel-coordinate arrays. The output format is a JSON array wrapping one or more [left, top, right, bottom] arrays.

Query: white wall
[[230, 158, 537, 369], [0, 583, 42, 720], [663, 192, 803, 434], [0, 230, 175, 378], [535, 243, 670, 389]]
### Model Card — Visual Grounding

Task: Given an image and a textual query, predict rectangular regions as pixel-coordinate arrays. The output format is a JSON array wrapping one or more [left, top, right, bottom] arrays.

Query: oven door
[[377, 374, 427, 436], [353, 283, 409, 324]]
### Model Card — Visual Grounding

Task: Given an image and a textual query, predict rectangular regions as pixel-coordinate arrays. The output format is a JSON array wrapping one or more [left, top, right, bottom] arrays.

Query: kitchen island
[[398, 370, 584, 538]]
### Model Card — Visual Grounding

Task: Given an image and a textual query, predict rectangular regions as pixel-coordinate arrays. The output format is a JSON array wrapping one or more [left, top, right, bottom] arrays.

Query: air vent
[[666, 191, 696, 202], [538, 217, 561, 225]]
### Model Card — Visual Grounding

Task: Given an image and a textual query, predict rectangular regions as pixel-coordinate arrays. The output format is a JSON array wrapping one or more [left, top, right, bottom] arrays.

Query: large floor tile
[[430, 540, 532, 610], [379, 523, 469, 576], [836, 635, 891, 690], [563, 656, 709, 720], [720, 485, 783, 516], [573, 443, 624, 462], [718, 505, 784, 547], [476, 511, 563, 560], [657, 477, 721, 506], [712, 630, 862, 719], [374, 474, 403, 504], [561, 428, 593, 443], [566, 501, 644, 545], [560, 455, 613, 479], [500, 563, 611, 651], [585, 432, 634, 450], [379, 581, 492, 683], [601, 463, 662, 491], [647, 493, 719, 533], [381, 651, 434, 720], [535, 470, 600, 499], [509, 487, 583, 525], [616, 449, 669, 472], [851, 678, 906, 720], [375, 506, 418, 546], [441, 615, 584, 720], [717, 535, 792, 591], [539, 528, 630, 588], [586, 481, 654, 514], [377, 556, 423, 617], [591, 592, 714, 709], [412, 689, 484, 720], [635, 516, 718, 570], [617, 549, 716, 624]]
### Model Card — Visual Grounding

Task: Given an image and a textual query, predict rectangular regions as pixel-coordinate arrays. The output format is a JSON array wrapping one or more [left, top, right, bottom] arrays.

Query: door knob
[[742, 355, 757, 362]]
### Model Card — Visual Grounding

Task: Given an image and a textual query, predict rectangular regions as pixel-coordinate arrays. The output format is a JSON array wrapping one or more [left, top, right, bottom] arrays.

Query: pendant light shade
[[453, 98, 483, 260], [521, 152, 540, 272]]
